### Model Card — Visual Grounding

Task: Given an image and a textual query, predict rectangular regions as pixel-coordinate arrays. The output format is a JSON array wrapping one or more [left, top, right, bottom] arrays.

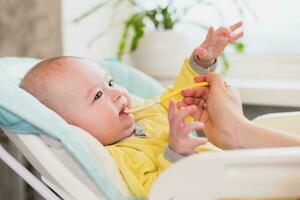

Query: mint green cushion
[[99, 59, 164, 99]]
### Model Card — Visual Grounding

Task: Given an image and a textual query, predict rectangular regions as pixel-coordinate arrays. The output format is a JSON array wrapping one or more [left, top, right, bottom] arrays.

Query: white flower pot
[[131, 31, 193, 80]]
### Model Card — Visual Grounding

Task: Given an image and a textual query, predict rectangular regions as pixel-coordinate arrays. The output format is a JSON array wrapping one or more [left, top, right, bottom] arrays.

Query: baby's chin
[[123, 115, 135, 136], [117, 112, 135, 141]]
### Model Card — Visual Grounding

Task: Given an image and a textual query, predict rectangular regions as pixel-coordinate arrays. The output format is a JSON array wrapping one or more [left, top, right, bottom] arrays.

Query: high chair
[[1, 57, 300, 200]]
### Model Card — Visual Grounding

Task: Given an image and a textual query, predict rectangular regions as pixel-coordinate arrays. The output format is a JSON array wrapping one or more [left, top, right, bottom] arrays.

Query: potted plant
[[74, 0, 252, 78]]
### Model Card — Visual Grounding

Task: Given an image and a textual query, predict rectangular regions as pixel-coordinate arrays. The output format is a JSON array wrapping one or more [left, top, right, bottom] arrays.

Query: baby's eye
[[94, 91, 103, 100], [109, 79, 114, 87]]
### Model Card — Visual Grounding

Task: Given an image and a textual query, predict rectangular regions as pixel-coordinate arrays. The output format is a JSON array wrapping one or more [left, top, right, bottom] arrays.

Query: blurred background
[[1, 0, 300, 199]]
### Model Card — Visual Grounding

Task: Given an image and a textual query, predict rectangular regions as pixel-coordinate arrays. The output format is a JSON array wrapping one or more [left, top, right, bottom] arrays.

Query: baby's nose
[[110, 88, 123, 102]]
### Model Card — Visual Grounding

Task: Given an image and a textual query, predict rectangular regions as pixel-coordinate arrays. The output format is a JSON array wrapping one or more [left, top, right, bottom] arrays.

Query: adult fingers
[[182, 87, 209, 105], [225, 81, 240, 97], [194, 75, 208, 83], [181, 87, 197, 97], [199, 109, 209, 123], [206, 73, 226, 90], [182, 84, 209, 97], [196, 86, 207, 98], [181, 84, 209, 98], [183, 97, 195, 105], [191, 107, 204, 121]]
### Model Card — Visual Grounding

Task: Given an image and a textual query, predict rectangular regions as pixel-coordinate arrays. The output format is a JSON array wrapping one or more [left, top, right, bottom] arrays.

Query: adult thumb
[[207, 73, 225, 90]]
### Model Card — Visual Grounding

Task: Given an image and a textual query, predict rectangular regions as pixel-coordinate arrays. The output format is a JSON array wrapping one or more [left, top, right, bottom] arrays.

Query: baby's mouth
[[119, 104, 128, 115]]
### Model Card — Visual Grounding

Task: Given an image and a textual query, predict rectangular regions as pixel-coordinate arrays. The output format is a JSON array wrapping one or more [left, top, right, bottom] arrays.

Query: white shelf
[[228, 79, 300, 108]]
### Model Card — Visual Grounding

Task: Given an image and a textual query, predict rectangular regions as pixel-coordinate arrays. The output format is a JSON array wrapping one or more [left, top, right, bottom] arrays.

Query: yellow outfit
[[106, 59, 219, 198]]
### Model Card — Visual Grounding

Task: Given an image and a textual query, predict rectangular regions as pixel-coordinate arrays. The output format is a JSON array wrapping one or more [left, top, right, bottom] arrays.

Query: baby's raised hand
[[168, 100, 208, 156], [194, 21, 243, 66]]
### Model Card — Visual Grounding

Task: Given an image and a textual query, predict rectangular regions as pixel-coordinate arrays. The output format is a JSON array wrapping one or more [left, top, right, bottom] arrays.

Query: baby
[[20, 22, 243, 197]]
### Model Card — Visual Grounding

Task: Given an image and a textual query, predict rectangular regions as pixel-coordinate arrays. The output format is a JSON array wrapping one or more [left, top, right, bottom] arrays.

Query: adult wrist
[[234, 118, 255, 149], [220, 116, 251, 150]]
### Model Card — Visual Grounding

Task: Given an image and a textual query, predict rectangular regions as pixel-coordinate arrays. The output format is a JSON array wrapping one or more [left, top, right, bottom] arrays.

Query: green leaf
[[117, 20, 131, 59], [220, 53, 230, 75], [130, 13, 146, 51], [233, 42, 245, 53], [161, 7, 174, 29], [117, 12, 146, 59], [146, 10, 160, 30]]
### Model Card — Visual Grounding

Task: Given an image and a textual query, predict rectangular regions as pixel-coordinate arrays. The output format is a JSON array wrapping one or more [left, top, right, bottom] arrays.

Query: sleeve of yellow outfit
[[159, 56, 217, 110]]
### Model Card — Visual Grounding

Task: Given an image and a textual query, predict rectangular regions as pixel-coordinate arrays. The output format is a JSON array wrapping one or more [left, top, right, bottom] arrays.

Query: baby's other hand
[[168, 100, 207, 156], [194, 21, 243, 66]]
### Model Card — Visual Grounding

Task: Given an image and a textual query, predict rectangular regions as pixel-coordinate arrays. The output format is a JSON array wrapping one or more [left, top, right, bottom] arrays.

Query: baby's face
[[54, 60, 135, 145]]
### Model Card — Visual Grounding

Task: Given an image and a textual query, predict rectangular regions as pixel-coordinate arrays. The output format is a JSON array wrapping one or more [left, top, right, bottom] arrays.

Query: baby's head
[[20, 56, 135, 145]]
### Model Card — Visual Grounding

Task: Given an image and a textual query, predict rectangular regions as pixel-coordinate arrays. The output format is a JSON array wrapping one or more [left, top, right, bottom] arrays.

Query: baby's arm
[[193, 21, 243, 68], [161, 21, 243, 109], [180, 21, 243, 109]]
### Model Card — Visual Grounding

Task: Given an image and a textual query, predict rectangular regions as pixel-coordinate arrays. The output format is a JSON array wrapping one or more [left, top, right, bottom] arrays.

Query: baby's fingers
[[217, 27, 231, 38], [168, 99, 177, 122], [230, 31, 244, 42], [205, 26, 214, 43], [181, 121, 204, 136], [177, 101, 187, 109], [229, 21, 243, 32], [173, 106, 197, 130], [189, 136, 208, 148]]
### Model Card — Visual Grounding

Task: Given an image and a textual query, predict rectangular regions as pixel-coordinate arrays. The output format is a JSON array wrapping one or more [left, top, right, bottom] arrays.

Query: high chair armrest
[[252, 111, 300, 134], [149, 147, 300, 200]]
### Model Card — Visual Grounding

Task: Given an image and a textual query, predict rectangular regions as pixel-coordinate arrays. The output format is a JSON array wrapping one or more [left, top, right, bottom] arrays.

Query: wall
[[0, 0, 62, 58], [61, 0, 131, 61]]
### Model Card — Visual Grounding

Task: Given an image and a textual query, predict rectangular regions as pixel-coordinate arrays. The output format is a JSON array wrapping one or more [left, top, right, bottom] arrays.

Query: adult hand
[[182, 73, 300, 149], [177, 88, 208, 122], [182, 73, 247, 149]]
